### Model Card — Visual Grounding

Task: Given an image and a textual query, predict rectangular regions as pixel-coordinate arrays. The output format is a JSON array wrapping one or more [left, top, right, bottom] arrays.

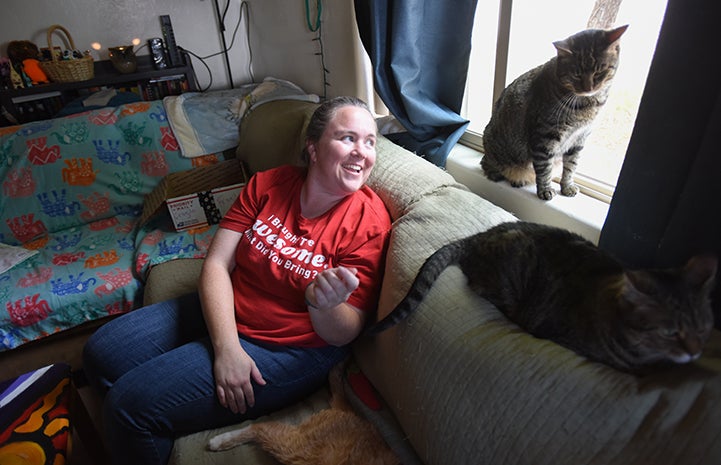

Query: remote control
[[160, 15, 183, 67]]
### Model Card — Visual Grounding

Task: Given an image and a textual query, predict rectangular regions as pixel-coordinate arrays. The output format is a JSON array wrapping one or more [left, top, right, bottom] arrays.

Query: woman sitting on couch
[[83, 96, 392, 465]]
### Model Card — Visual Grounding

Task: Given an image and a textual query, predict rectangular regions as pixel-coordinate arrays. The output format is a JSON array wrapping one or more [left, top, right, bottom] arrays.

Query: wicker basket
[[39, 25, 94, 83]]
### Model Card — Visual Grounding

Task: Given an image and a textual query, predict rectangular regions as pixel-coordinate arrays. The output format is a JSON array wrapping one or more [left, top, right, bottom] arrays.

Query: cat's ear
[[622, 270, 659, 299], [618, 271, 659, 321], [683, 255, 718, 292], [553, 39, 573, 57], [605, 24, 629, 46]]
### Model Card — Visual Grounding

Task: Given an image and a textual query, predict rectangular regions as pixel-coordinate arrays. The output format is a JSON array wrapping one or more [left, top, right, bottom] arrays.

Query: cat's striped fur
[[481, 26, 628, 200], [367, 222, 717, 374]]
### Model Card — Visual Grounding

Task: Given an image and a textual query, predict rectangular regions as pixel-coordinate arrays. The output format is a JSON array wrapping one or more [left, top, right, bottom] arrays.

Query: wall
[[0, 0, 370, 98]]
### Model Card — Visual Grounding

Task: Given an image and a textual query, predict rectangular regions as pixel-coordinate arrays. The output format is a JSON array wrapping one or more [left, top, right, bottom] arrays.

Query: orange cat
[[207, 364, 400, 465]]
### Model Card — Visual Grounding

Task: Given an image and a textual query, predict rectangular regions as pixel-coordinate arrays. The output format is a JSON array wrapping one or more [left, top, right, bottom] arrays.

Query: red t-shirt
[[219, 165, 391, 347]]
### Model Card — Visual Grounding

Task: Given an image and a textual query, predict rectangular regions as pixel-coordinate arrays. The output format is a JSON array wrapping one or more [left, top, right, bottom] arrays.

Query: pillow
[[163, 84, 258, 159], [236, 99, 320, 174], [164, 78, 319, 159]]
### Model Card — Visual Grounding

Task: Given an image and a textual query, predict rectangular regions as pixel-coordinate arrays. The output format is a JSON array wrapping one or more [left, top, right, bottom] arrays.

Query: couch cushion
[[235, 100, 318, 174], [366, 137, 462, 221], [357, 303, 721, 465], [372, 184, 516, 315], [142, 258, 205, 306]]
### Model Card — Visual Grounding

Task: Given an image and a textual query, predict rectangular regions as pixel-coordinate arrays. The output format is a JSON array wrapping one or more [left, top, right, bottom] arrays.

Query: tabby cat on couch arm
[[366, 222, 718, 375], [481, 25, 628, 200]]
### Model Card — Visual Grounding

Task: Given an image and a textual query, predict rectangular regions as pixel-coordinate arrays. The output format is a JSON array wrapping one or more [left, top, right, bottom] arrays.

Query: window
[[461, 0, 667, 201]]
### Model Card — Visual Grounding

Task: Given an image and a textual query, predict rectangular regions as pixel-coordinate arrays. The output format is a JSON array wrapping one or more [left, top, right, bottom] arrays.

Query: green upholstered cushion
[[235, 100, 319, 174]]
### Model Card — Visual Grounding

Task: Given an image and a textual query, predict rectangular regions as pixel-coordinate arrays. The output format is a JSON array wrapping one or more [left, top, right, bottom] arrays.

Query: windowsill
[[445, 144, 609, 244]]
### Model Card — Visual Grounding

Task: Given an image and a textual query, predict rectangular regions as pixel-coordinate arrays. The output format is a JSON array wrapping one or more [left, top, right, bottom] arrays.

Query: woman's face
[[306, 105, 377, 196]]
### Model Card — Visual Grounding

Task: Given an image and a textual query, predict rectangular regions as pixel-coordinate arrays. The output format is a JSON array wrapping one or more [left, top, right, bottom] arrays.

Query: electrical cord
[[212, 0, 234, 87], [180, 46, 214, 92], [313, 25, 329, 100], [133, 43, 148, 55], [243, 1, 254, 83], [182, 0, 254, 91], [184, 0, 333, 93]]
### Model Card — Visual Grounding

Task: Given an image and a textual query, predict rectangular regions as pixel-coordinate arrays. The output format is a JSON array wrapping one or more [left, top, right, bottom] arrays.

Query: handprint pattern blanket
[[0, 101, 220, 351]]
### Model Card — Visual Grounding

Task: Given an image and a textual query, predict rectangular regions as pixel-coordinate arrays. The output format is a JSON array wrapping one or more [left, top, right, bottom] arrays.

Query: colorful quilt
[[134, 216, 219, 278], [0, 101, 220, 351]]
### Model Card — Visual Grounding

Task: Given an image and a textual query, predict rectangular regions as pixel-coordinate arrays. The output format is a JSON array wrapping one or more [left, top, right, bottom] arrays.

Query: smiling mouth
[[343, 163, 363, 174]]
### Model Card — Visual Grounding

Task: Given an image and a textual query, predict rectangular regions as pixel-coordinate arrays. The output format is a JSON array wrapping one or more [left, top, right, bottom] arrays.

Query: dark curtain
[[599, 0, 721, 326], [354, 0, 478, 166]]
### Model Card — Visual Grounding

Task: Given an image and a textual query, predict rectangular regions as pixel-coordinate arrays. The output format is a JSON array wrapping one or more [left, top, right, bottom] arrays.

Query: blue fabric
[[133, 214, 219, 280], [55, 91, 143, 117], [0, 101, 204, 351], [355, 0, 477, 166], [598, 0, 721, 328], [83, 293, 349, 465]]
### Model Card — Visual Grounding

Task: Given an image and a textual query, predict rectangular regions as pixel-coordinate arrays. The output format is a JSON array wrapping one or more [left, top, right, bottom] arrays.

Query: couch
[[137, 101, 721, 465], [0, 100, 227, 379]]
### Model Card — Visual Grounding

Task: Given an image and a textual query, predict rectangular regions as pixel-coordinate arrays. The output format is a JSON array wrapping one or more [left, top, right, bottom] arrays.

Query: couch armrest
[[143, 258, 204, 305]]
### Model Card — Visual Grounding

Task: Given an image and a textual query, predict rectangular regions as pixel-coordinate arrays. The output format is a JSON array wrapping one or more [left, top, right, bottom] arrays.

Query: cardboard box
[[166, 183, 244, 231], [141, 159, 247, 230]]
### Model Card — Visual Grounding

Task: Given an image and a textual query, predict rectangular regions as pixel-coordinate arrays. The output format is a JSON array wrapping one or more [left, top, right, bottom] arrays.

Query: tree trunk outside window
[[587, 0, 623, 28]]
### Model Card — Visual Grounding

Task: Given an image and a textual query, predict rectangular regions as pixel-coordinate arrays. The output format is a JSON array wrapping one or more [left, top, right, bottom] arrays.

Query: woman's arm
[[305, 266, 367, 346], [199, 227, 265, 414]]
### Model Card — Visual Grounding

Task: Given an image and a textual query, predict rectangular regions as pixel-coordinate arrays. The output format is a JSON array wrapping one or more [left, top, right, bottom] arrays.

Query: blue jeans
[[83, 292, 348, 465]]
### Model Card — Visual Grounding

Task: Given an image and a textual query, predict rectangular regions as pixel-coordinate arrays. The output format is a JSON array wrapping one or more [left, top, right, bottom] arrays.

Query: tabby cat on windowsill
[[366, 222, 718, 374], [481, 25, 628, 200]]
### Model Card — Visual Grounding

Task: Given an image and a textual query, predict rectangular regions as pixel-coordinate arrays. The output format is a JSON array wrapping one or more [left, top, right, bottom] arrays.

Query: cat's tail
[[207, 422, 301, 454], [364, 240, 465, 336]]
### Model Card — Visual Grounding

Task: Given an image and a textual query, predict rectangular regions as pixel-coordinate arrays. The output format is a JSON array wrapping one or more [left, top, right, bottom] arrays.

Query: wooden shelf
[[0, 53, 198, 126]]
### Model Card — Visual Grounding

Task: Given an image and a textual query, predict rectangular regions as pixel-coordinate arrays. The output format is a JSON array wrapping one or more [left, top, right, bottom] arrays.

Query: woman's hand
[[305, 266, 366, 345], [212, 343, 266, 414], [306, 266, 359, 310]]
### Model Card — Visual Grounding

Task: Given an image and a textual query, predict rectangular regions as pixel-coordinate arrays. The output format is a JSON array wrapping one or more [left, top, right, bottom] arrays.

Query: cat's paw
[[561, 183, 579, 197], [483, 170, 506, 182], [536, 188, 556, 200], [207, 431, 241, 452]]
